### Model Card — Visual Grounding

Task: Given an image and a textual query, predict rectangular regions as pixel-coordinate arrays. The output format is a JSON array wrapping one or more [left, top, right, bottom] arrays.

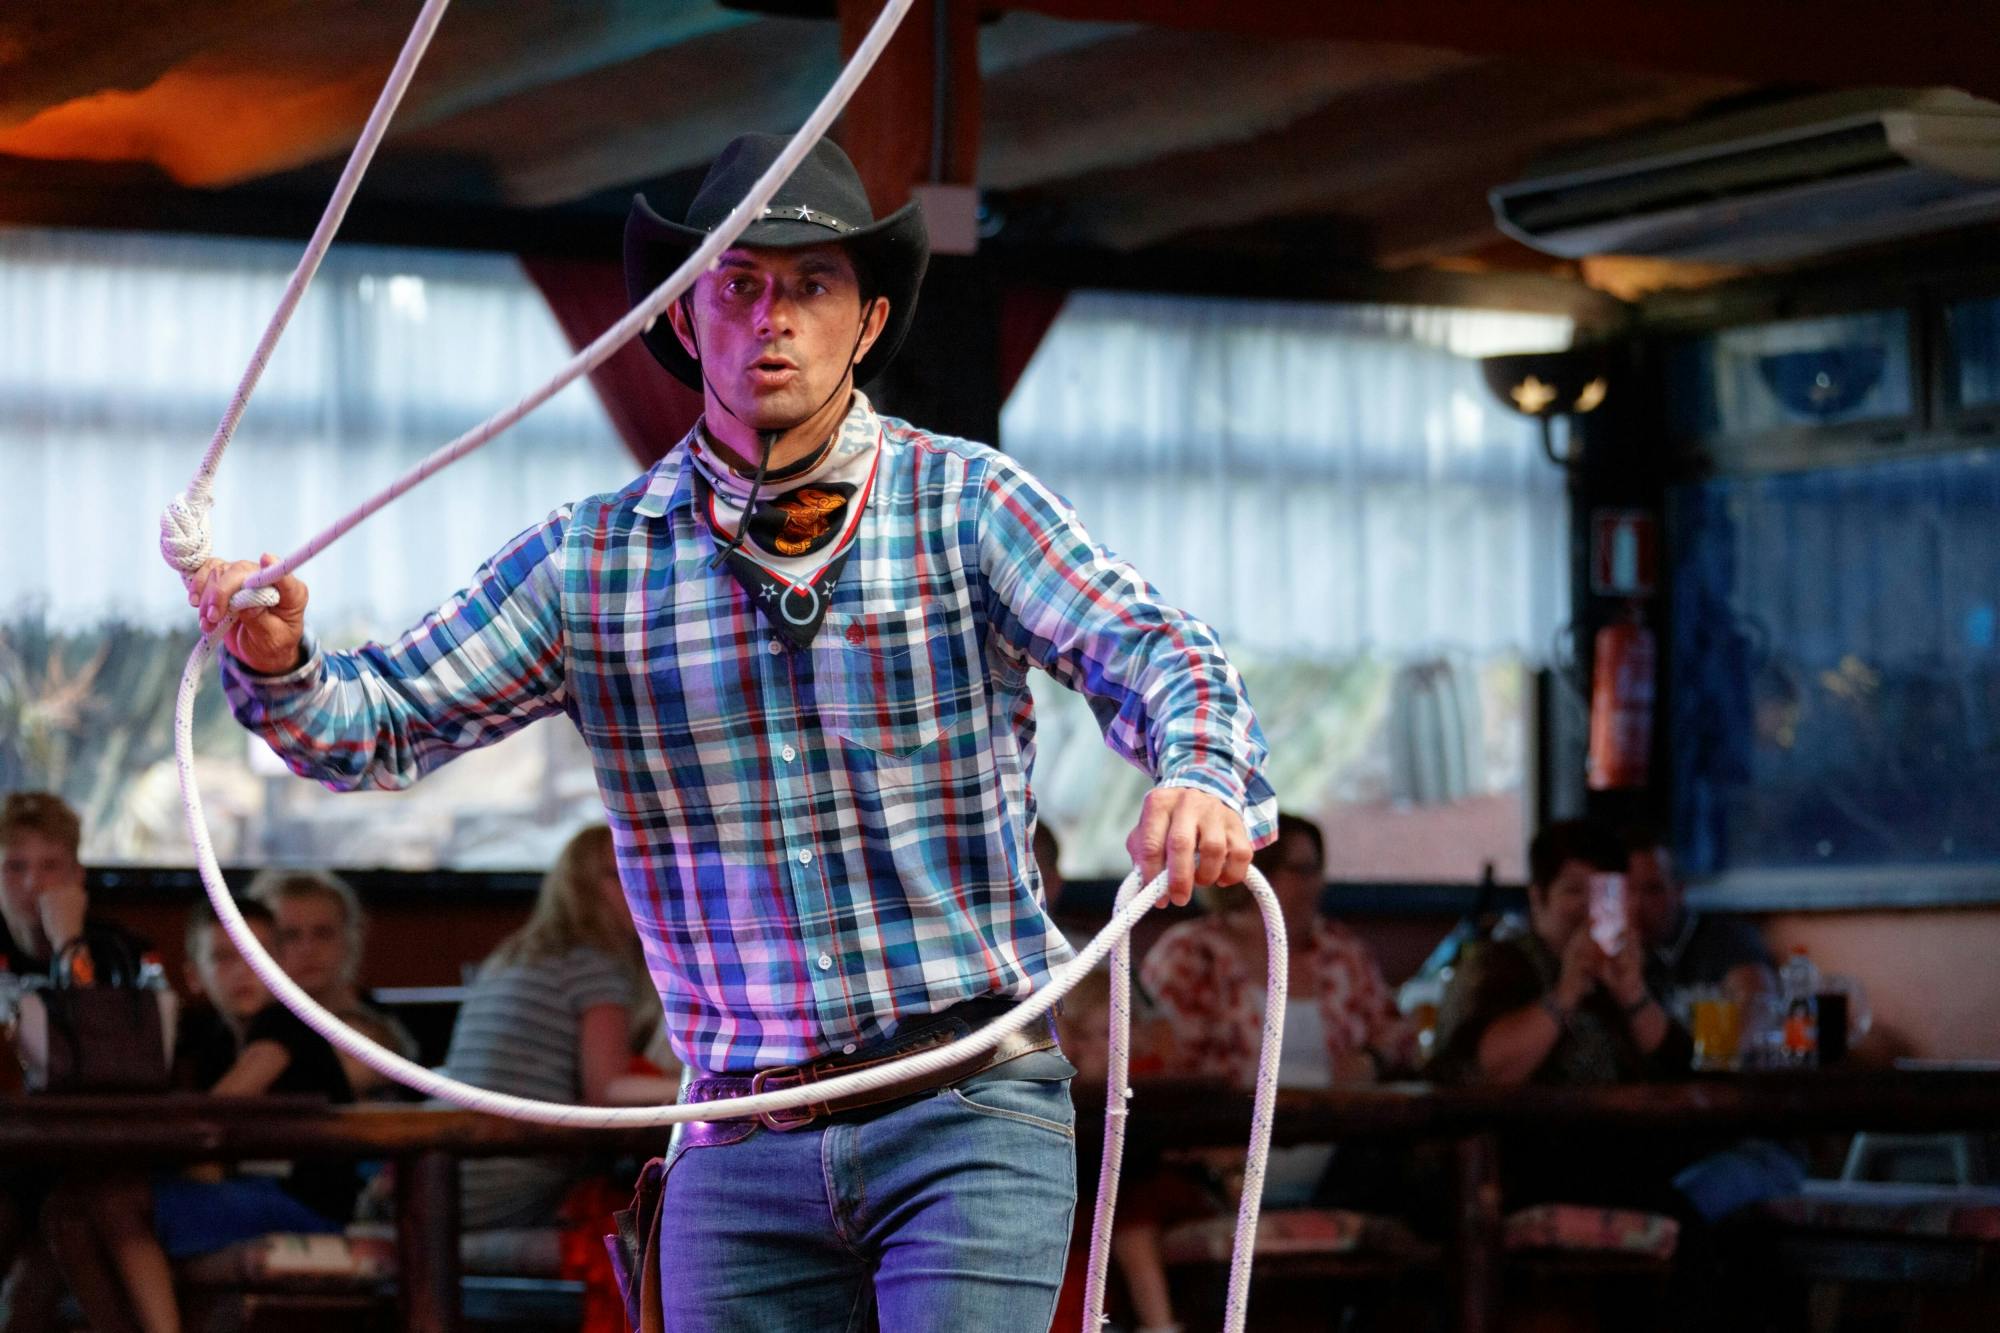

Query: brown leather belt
[[684, 996, 1055, 1132]]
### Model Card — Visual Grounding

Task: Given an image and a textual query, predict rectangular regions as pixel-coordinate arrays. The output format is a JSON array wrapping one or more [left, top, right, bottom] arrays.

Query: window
[[0, 228, 639, 869], [1665, 309, 1915, 441], [1002, 292, 1572, 881], [1669, 448, 2000, 887], [1947, 294, 2000, 412]]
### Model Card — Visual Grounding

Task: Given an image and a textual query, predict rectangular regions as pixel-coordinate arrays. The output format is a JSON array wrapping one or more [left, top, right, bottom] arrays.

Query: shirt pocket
[[812, 606, 970, 759]]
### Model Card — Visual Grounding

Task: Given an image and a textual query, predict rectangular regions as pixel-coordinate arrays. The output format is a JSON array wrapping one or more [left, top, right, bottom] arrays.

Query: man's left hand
[[1126, 787, 1253, 908]]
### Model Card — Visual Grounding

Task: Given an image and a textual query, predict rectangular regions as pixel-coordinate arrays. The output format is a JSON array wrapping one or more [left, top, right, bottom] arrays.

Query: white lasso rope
[[157, 2, 1287, 1328]]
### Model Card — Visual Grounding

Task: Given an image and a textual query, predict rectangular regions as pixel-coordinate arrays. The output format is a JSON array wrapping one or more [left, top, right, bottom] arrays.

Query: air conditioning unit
[[1490, 88, 2000, 264]]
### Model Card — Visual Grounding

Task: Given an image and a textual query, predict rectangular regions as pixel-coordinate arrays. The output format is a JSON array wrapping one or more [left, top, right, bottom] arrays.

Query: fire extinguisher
[[1587, 605, 1654, 790]]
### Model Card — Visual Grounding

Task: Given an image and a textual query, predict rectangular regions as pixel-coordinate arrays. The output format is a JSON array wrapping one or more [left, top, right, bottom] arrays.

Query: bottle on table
[[1778, 946, 1819, 1068]]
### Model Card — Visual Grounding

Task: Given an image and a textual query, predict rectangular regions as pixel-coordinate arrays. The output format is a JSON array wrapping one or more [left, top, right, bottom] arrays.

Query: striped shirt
[[223, 394, 1277, 1073], [443, 946, 635, 1228]]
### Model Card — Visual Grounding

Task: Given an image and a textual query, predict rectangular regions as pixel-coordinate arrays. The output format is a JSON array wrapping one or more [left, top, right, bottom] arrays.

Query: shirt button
[[767, 640, 784, 656], [797, 849, 813, 865], [818, 953, 834, 971], [842, 1043, 857, 1055], [781, 745, 797, 762]]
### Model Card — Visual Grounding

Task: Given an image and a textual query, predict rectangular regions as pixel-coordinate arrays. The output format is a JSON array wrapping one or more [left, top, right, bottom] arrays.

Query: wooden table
[[0, 1095, 667, 1333], [7, 1071, 1999, 1333], [1078, 1070, 2000, 1333]]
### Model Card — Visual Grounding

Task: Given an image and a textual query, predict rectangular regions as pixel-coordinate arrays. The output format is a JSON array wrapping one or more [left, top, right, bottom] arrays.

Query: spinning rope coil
[[155, 3, 1287, 1328]]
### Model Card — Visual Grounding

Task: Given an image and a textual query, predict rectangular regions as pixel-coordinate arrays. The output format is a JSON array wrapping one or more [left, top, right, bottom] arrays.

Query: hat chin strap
[[689, 311, 870, 570]]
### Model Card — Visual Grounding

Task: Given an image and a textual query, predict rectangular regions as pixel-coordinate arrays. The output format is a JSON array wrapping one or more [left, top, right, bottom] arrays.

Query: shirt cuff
[[222, 632, 325, 696], [1157, 765, 1278, 847], [1155, 770, 1245, 812]]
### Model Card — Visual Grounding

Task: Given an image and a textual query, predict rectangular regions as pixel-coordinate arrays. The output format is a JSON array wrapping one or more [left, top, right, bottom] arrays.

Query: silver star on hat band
[[759, 205, 854, 234]]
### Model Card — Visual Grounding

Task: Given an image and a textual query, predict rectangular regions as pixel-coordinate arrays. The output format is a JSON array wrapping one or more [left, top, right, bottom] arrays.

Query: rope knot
[[159, 487, 214, 577]]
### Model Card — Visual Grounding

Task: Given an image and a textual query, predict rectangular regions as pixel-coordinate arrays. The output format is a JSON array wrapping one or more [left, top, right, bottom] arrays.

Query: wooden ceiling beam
[[0, 0, 300, 127], [1034, 60, 1740, 252], [980, 33, 1470, 191], [409, 10, 1127, 209], [0, 2, 756, 189], [411, 18, 840, 209], [996, 0, 2000, 98]]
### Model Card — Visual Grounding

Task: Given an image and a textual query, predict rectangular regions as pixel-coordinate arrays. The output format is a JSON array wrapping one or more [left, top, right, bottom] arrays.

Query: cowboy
[[193, 133, 1276, 1331]]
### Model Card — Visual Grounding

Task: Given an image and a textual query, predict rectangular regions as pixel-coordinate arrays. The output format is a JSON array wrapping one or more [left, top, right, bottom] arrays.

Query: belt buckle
[[749, 1065, 819, 1132]]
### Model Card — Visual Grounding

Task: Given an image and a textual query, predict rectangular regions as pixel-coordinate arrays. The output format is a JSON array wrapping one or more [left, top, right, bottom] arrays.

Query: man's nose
[[754, 289, 795, 339]]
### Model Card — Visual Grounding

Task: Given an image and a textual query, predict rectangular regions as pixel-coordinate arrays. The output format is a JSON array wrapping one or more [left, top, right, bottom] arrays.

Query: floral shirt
[[1141, 913, 1409, 1088]]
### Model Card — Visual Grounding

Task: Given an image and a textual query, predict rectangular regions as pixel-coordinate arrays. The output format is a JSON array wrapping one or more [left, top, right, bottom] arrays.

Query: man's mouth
[[748, 356, 799, 388]]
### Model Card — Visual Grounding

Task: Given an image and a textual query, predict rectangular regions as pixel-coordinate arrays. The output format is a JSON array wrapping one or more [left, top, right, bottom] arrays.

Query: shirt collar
[[633, 392, 881, 521]]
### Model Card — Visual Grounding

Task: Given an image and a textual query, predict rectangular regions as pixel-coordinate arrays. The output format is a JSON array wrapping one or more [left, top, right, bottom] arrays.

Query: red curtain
[[522, 255, 703, 468], [998, 284, 1069, 405]]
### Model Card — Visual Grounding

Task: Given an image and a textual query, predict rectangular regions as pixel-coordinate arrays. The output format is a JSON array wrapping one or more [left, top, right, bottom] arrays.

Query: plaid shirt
[[223, 395, 1276, 1073]]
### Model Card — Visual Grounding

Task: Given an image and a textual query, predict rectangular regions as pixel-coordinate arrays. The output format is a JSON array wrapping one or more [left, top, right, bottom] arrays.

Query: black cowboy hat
[[625, 133, 929, 391]]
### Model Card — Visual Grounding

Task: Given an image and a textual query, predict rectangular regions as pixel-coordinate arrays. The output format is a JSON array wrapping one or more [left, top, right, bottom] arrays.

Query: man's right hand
[[190, 553, 310, 674]]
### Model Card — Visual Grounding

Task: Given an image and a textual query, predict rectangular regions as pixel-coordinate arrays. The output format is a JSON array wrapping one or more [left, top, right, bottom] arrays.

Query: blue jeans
[[656, 1053, 1077, 1332]]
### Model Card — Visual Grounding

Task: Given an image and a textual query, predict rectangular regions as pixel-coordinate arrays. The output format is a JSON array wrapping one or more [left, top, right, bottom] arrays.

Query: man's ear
[[852, 296, 891, 367], [666, 295, 700, 362]]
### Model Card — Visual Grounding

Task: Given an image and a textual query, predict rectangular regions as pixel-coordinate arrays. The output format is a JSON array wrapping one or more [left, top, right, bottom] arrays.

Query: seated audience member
[[1437, 825, 1801, 1328], [1054, 966, 1112, 1084], [1623, 825, 1774, 1001], [1033, 821, 1066, 916], [1433, 819, 1689, 1092], [1120, 814, 1413, 1333], [1432, 819, 1713, 1223], [0, 792, 145, 987], [1, 792, 149, 1333], [245, 868, 417, 1097], [1145, 812, 1414, 1095], [442, 824, 671, 1231], [44, 899, 356, 1333]]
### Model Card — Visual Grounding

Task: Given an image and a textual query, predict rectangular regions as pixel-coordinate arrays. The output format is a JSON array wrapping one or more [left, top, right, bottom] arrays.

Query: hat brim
[[624, 194, 929, 392]]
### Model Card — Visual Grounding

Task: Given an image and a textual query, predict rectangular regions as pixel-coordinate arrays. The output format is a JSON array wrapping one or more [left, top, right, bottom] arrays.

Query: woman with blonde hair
[[245, 867, 416, 1097], [443, 825, 672, 1229]]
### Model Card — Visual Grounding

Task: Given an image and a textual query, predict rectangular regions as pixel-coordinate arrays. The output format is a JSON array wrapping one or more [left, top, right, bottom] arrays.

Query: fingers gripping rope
[[159, 2, 1286, 1328]]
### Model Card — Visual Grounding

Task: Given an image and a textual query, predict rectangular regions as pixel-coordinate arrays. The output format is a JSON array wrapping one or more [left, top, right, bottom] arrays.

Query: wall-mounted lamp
[[1481, 348, 1611, 467]]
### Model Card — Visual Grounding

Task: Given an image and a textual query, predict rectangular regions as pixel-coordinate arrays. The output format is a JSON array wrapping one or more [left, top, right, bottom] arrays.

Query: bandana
[[688, 397, 882, 648]]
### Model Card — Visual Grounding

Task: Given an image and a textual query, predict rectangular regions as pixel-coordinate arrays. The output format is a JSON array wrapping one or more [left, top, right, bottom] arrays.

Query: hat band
[[743, 204, 855, 234]]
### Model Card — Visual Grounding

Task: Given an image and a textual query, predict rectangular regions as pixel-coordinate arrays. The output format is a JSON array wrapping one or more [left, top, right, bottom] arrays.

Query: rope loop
[[159, 1, 1284, 1327]]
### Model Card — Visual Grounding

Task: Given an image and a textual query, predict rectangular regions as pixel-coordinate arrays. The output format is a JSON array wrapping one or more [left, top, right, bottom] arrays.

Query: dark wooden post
[[396, 1148, 462, 1333], [1453, 1132, 1502, 1333], [835, 0, 982, 215]]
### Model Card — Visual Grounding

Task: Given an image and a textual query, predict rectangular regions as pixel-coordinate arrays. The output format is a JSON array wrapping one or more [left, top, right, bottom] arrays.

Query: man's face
[[669, 244, 886, 440], [1529, 859, 1594, 953], [194, 920, 276, 1022], [274, 894, 351, 1001], [1627, 848, 1681, 949], [0, 829, 83, 944]]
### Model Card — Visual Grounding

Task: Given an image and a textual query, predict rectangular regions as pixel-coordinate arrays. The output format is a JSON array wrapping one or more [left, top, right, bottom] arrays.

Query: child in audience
[[43, 899, 356, 1333]]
